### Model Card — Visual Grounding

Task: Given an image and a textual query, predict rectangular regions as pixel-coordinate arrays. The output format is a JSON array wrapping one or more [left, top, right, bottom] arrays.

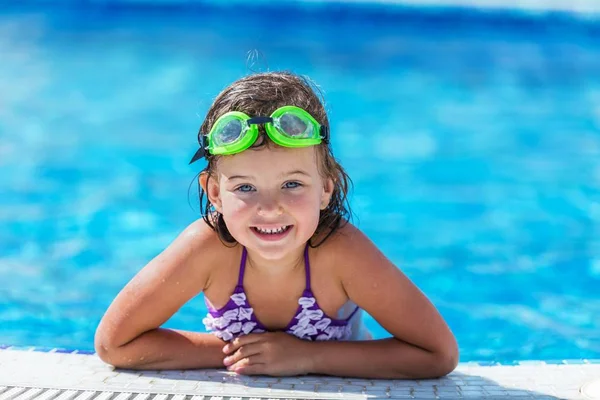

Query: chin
[[245, 227, 312, 259], [255, 247, 294, 260]]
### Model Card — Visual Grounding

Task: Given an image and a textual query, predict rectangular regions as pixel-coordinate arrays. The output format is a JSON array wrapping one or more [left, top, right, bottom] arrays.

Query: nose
[[257, 193, 283, 217]]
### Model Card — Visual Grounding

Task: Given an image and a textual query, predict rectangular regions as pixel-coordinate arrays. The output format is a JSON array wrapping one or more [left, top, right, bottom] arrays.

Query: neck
[[245, 244, 306, 277]]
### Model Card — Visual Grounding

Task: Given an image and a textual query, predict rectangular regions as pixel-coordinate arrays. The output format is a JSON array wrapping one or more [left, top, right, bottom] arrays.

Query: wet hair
[[197, 71, 352, 247]]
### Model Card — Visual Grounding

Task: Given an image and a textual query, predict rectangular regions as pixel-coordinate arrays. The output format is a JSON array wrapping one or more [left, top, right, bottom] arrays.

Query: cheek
[[221, 196, 254, 239], [284, 192, 320, 216], [290, 195, 321, 234], [221, 193, 255, 216]]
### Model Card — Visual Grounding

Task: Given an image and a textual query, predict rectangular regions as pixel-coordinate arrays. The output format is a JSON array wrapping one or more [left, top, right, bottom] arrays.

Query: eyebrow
[[280, 170, 311, 178], [228, 170, 310, 181]]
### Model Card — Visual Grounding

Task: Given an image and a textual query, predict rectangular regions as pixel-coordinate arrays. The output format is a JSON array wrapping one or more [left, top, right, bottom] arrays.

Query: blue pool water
[[1, 2, 599, 362]]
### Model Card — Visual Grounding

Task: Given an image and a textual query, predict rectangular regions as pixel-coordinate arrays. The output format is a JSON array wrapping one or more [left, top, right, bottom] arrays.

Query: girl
[[95, 72, 458, 379]]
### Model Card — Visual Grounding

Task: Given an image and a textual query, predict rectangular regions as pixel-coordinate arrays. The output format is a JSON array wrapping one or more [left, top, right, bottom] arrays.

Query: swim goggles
[[189, 105, 329, 164]]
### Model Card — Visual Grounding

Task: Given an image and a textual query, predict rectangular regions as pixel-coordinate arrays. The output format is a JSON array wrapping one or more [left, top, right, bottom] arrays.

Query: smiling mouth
[[251, 225, 293, 235]]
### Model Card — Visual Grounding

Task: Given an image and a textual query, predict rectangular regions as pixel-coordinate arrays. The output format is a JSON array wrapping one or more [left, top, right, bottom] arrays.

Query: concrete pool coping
[[1, 348, 599, 399]]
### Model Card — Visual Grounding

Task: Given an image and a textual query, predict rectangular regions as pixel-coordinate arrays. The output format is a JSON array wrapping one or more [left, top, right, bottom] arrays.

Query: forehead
[[216, 145, 319, 177]]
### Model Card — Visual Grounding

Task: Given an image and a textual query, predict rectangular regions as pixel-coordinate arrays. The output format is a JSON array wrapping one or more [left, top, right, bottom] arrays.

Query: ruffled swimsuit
[[203, 244, 360, 341]]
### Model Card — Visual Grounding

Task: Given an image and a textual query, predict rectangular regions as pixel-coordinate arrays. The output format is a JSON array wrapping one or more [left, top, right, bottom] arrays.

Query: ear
[[320, 177, 335, 210], [199, 171, 223, 213]]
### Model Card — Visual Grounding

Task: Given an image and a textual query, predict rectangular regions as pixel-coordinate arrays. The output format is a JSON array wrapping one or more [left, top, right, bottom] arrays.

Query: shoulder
[[317, 221, 380, 260], [158, 218, 238, 284], [167, 218, 221, 260], [314, 221, 395, 283]]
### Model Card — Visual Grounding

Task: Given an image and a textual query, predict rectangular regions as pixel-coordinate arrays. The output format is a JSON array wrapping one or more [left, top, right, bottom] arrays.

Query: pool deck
[[0, 348, 599, 399]]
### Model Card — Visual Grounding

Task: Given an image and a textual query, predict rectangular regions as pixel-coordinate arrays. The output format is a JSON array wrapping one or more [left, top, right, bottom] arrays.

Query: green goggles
[[189, 105, 329, 164]]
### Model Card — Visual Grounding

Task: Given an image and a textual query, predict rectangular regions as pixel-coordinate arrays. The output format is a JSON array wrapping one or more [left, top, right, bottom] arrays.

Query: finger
[[223, 342, 263, 367], [223, 333, 265, 354], [233, 362, 267, 375], [228, 356, 266, 375]]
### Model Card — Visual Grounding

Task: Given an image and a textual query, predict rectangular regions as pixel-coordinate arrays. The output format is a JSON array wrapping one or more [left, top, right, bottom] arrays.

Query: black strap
[[188, 147, 206, 164], [320, 125, 329, 143], [247, 116, 273, 125], [189, 132, 209, 164]]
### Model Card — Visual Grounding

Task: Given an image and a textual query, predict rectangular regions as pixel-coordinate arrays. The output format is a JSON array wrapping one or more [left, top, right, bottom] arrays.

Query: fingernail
[[222, 346, 229, 353]]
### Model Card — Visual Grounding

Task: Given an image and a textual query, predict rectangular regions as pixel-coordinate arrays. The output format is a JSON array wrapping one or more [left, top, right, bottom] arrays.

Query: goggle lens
[[213, 119, 244, 146], [277, 113, 314, 138]]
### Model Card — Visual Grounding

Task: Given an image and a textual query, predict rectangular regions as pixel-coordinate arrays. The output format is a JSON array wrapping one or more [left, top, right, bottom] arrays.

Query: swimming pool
[[0, 1, 599, 363]]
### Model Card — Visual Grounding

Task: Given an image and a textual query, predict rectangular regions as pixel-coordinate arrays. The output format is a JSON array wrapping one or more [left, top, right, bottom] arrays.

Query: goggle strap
[[247, 116, 273, 125], [189, 133, 208, 164], [320, 125, 330, 143], [189, 146, 206, 164]]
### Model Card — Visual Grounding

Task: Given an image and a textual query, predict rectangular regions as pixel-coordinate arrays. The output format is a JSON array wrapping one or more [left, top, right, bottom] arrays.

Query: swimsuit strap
[[347, 304, 361, 320], [304, 243, 311, 290], [237, 247, 248, 287]]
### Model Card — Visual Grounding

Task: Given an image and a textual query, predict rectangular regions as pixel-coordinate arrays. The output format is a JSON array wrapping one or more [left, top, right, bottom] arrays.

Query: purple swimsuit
[[203, 245, 360, 342]]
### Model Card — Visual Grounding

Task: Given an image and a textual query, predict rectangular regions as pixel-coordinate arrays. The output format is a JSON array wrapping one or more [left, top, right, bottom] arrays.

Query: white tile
[[0, 387, 28, 400], [506, 391, 532, 397], [112, 393, 134, 400], [340, 385, 367, 393], [268, 383, 295, 390], [172, 381, 200, 390], [461, 390, 486, 397], [436, 387, 460, 393], [146, 383, 176, 390], [12, 387, 44, 400], [129, 394, 151, 400], [53, 390, 80, 400], [32, 389, 62, 400], [123, 384, 158, 392]]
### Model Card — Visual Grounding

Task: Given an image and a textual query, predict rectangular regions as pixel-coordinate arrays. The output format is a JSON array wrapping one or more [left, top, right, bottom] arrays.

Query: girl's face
[[203, 145, 334, 260]]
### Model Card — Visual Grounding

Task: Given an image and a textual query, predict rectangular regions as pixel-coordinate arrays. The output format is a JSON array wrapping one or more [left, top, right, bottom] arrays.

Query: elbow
[[94, 340, 131, 369], [389, 340, 459, 380], [434, 348, 459, 377], [94, 327, 127, 368], [94, 331, 117, 366], [94, 327, 151, 370], [429, 342, 459, 378]]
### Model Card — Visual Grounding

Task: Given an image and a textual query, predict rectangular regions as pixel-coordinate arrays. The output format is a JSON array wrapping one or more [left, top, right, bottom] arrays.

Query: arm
[[308, 224, 459, 379], [223, 333, 454, 379], [94, 220, 226, 370], [96, 328, 225, 370], [306, 338, 455, 379]]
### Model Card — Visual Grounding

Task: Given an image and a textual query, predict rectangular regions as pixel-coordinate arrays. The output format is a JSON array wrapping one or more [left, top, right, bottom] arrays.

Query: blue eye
[[283, 181, 302, 189], [236, 184, 255, 192]]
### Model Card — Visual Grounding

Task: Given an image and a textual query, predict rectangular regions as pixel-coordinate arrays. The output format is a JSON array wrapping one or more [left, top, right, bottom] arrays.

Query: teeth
[[255, 226, 288, 234]]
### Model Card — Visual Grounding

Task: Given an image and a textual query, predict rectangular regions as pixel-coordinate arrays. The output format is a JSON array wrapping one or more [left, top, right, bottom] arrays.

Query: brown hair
[[197, 71, 352, 247]]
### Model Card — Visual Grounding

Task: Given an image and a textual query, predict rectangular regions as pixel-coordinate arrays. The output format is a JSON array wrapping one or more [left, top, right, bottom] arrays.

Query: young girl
[[95, 72, 458, 379]]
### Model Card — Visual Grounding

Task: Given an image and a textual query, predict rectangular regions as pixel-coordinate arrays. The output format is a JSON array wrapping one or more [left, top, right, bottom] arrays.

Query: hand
[[222, 332, 314, 376]]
